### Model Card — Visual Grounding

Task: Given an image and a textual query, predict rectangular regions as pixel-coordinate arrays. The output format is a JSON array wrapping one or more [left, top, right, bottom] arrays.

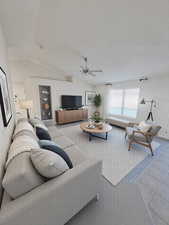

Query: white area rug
[[61, 125, 160, 186]]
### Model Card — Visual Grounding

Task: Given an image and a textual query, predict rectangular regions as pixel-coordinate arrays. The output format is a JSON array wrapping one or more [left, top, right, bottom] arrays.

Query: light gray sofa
[[0, 120, 102, 225]]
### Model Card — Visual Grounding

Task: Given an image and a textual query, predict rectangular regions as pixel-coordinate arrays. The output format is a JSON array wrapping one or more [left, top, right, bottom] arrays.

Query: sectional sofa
[[0, 119, 102, 225]]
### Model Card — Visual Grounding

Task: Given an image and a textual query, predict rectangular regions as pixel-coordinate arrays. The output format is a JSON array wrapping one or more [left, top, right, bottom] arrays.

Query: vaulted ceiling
[[0, 0, 169, 84]]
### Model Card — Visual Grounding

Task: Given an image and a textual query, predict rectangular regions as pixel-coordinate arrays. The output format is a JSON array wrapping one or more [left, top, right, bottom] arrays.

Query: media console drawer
[[55, 109, 88, 124]]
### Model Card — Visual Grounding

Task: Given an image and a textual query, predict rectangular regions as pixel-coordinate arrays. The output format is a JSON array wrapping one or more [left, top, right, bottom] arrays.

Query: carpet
[[61, 125, 160, 186], [66, 181, 153, 225]]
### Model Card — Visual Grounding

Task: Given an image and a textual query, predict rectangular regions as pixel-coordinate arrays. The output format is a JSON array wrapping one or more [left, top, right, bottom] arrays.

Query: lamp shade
[[20, 100, 33, 109], [140, 98, 146, 104]]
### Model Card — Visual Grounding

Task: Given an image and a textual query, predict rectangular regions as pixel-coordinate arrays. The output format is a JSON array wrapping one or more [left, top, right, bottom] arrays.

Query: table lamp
[[20, 100, 33, 119]]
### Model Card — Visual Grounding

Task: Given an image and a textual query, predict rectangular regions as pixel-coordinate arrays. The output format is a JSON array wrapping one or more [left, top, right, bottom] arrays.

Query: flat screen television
[[61, 95, 82, 109]]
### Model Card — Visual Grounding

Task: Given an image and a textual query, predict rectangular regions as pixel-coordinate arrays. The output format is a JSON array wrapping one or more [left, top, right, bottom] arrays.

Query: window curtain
[[103, 87, 140, 119], [103, 86, 112, 118]]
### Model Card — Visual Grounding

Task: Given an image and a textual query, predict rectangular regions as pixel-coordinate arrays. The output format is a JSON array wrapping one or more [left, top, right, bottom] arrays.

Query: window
[[109, 89, 123, 116], [109, 88, 139, 118]]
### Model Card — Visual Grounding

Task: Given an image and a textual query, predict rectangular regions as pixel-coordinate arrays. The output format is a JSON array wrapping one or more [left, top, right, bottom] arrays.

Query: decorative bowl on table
[[86, 124, 96, 129], [94, 122, 103, 129], [87, 119, 95, 129]]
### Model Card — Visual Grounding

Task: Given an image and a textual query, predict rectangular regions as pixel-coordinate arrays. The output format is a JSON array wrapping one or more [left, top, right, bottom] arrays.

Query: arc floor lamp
[[140, 98, 156, 121]]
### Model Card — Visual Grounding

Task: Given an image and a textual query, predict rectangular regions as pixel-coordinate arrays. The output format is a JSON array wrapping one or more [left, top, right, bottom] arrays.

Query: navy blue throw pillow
[[36, 127, 51, 140], [39, 140, 73, 169]]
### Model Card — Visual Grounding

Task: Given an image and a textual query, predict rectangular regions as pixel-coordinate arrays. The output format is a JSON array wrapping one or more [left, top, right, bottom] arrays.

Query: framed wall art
[[85, 91, 96, 106], [0, 67, 12, 126]]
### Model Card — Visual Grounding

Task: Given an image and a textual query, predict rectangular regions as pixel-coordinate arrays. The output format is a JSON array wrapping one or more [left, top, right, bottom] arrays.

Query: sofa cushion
[[17, 118, 28, 123], [39, 140, 73, 169], [1, 191, 12, 208], [138, 121, 152, 133], [31, 148, 69, 178], [36, 127, 51, 140], [2, 152, 44, 199], [29, 118, 48, 131], [52, 136, 74, 149], [13, 129, 38, 141], [126, 127, 147, 142], [6, 134, 40, 167], [64, 145, 86, 167], [48, 126, 64, 138], [13, 120, 35, 138]]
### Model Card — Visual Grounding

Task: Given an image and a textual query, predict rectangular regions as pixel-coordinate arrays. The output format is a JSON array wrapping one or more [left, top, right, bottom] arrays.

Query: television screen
[[61, 95, 82, 109]]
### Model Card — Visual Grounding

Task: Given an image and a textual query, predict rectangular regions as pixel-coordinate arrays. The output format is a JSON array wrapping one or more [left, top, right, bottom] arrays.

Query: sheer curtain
[[123, 88, 140, 118], [103, 87, 139, 119], [103, 86, 112, 118]]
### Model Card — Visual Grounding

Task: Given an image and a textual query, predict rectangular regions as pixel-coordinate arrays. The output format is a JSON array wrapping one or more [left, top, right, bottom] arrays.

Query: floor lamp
[[20, 100, 33, 119], [140, 98, 156, 121]]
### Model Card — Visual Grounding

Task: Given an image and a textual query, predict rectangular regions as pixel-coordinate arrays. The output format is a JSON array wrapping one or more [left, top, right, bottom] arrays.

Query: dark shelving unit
[[39, 85, 52, 120]]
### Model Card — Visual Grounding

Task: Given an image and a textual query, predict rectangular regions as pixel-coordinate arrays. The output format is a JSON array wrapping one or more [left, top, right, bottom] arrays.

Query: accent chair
[[125, 122, 161, 156]]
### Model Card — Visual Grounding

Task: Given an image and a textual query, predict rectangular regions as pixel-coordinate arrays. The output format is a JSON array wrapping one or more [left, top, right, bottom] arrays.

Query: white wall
[[10, 60, 68, 117], [25, 77, 95, 121], [0, 24, 15, 198], [10, 61, 95, 121], [97, 74, 169, 139]]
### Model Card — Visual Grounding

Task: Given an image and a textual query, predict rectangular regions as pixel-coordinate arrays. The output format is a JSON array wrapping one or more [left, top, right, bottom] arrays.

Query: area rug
[[61, 125, 160, 186]]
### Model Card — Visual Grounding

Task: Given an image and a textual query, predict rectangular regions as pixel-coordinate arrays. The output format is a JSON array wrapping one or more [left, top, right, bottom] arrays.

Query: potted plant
[[93, 94, 102, 114], [91, 112, 104, 129]]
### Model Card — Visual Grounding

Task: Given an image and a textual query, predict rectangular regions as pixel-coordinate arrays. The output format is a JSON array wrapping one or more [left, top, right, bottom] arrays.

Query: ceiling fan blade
[[90, 70, 103, 73], [80, 57, 102, 76], [82, 56, 88, 69], [82, 56, 87, 63], [88, 71, 96, 77]]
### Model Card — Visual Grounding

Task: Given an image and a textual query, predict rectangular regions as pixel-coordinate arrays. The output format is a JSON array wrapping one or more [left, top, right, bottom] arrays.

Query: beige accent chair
[[125, 122, 161, 156]]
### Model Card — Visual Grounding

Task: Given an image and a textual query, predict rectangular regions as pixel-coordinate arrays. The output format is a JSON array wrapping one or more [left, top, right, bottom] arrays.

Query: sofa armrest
[[0, 159, 102, 225]]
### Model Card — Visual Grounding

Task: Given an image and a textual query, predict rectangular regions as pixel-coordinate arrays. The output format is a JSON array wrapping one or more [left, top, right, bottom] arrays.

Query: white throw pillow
[[138, 121, 152, 133], [2, 152, 44, 199], [31, 148, 69, 178]]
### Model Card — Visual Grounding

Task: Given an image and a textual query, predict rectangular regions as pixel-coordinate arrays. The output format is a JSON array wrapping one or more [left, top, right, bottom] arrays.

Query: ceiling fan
[[80, 56, 103, 76]]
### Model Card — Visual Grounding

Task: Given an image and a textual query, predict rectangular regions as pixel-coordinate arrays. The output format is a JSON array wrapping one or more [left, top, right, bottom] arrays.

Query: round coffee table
[[80, 122, 112, 141]]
